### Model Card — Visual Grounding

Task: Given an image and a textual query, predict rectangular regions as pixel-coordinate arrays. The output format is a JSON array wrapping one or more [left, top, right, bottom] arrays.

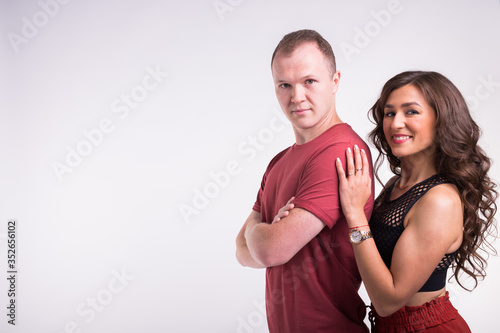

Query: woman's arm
[[335, 145, 463, 316]]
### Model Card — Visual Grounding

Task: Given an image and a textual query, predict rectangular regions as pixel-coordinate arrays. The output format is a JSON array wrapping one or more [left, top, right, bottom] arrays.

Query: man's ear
[[332, 71, 341, 94]]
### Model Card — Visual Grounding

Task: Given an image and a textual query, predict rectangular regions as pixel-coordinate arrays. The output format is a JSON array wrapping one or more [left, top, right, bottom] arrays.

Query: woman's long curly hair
[[369, 71, 498, 290]]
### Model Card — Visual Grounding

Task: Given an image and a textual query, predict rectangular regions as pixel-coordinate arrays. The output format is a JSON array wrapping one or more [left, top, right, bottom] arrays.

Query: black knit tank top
[[369, 174, 457, 292]]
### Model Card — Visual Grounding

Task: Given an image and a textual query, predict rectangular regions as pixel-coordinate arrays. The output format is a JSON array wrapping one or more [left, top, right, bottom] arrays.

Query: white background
[[1, 0, 500, 332]]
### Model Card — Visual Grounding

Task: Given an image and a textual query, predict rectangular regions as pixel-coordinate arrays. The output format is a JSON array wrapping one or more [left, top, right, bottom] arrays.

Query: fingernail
[[336, 157, 341, 163], [354, 144, 359, 150], [347, 147, 351, 154]]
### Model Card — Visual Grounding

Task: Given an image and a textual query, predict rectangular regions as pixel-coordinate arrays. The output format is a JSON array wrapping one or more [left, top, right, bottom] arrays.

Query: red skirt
[[370, 292, 471, 332]]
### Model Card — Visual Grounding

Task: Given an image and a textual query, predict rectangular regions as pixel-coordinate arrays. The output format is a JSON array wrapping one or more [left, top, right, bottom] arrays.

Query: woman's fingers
[[346, 147, 355, 177], [336, 157, 346, 180], [361, 148, 369, 176], [353, 145, 363, 175]]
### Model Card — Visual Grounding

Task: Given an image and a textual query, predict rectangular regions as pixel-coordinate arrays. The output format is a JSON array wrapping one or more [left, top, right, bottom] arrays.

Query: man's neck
[[294, 114, 343, 145]]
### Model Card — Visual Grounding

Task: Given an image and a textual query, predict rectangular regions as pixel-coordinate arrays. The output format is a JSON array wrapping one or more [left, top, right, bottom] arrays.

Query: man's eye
[[305, 79, 314, 84], [279, 83, 290, 88]]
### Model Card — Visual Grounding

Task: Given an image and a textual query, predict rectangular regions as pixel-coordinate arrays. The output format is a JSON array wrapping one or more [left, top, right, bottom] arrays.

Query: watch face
[[350, 230, 362, 243]]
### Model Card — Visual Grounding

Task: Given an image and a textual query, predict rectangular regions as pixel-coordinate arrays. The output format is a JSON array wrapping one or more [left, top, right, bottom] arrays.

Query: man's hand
[[243, 207, 325, 267], [272, 197, 295, 224]]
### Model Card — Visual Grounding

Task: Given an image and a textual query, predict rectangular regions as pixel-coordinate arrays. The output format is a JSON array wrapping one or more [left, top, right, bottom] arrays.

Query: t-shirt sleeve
[[293, 137, 375, 229], [252, 148, 288, 214], [291, 144, 345, 228], [252, 172, 266, 213]]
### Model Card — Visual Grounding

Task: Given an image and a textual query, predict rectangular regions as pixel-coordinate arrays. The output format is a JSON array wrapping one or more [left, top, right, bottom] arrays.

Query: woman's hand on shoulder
[[335, 145, 372, 221]]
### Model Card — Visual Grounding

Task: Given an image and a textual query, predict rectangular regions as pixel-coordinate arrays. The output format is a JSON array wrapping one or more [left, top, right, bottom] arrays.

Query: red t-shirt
[[253, 123, 374, 332]]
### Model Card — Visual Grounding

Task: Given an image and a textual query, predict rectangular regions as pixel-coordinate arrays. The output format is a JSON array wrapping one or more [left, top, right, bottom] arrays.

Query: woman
[[275, 71, 497, 332]]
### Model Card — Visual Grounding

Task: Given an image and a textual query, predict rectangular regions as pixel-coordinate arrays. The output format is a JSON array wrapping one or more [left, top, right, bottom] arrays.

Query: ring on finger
[[356, 168, 363, 172], [348, 172, 354, 176]]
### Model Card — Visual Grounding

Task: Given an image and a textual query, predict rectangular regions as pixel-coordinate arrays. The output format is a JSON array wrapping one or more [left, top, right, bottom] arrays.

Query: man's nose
[[291, 85, 306, 104]]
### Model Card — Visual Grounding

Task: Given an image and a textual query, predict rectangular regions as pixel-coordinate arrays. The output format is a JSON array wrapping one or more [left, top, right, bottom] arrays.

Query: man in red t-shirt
[[236, 30, 374, 332]]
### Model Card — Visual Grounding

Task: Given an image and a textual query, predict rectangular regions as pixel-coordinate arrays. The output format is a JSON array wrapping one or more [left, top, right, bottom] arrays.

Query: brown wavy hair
[[369, 71, 498, 290]]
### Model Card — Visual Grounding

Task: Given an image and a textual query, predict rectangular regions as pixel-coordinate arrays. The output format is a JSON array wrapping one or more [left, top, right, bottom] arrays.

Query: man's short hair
[[271, 29, 336, 76]]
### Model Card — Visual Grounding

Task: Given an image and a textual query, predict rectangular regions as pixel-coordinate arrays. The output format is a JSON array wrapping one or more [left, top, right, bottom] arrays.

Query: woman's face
[[382, 84, 437, 161]]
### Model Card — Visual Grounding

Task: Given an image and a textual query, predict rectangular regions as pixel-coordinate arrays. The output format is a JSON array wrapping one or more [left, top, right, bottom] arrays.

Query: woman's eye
[[384, 111, 395, 117], [407, 109, 419, 115]]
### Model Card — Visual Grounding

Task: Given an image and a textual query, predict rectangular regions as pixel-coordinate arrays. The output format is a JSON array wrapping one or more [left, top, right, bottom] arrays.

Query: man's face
[[271, 42, 340, 140]]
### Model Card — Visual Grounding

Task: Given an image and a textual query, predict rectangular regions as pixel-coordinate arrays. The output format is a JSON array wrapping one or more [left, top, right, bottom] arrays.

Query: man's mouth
[[292, 108, 310, 115]]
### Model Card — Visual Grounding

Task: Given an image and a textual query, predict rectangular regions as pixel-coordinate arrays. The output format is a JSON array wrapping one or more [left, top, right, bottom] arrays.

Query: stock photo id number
[[6, 220, 18, 325]]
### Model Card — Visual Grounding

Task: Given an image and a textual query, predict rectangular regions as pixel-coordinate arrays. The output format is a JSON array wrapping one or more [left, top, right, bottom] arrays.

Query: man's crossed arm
[[235, 208, 325, 268]]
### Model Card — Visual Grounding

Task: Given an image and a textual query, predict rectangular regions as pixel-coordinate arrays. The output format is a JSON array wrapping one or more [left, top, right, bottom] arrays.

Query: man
[[236, 30, 374, 332]]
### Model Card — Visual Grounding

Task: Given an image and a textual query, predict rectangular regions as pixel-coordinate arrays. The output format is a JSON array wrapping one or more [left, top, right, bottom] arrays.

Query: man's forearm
[[243, 207, 327, 267], [236, 237, 266, 268], [236, 213, 266, 268], [244, 218, 285, 267]]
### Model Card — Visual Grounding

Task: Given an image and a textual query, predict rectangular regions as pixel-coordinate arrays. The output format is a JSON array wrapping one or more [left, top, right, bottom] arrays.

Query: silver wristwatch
[[349, 229, 373, 245]]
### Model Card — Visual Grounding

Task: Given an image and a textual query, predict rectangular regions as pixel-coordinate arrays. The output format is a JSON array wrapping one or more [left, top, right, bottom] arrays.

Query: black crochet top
[[369, 174, 457, 292]]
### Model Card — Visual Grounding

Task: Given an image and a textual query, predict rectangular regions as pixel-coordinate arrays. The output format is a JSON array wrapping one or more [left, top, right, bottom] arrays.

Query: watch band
[[349, 229, 373, 245]]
